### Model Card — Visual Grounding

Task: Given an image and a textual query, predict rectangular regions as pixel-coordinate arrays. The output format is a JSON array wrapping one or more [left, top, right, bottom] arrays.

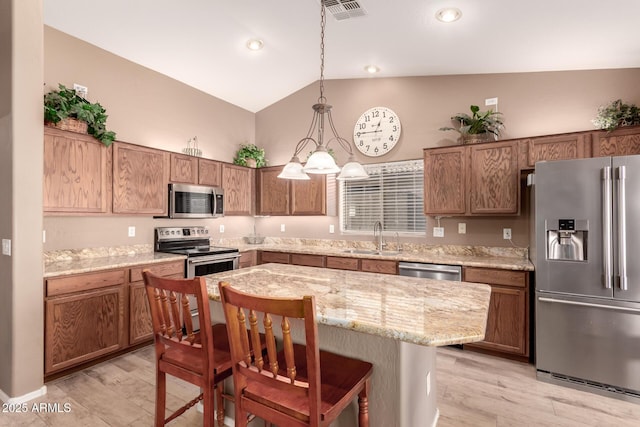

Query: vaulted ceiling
[[44, 0, 640, 113]]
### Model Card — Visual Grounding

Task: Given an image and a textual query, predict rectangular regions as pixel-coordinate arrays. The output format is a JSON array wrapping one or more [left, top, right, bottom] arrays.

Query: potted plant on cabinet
[[44, 84, 117, 146], [233, 143, 267, 168], [440, 104, 504, 144], [592, 99, 640, 131]]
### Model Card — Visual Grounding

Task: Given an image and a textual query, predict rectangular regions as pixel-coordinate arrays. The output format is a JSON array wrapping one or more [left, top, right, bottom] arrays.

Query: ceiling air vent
[[322, 0, 367, 21]]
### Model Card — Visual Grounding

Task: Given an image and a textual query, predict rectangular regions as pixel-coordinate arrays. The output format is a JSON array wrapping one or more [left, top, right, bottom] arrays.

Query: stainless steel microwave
[[168, 183, 224, 218]]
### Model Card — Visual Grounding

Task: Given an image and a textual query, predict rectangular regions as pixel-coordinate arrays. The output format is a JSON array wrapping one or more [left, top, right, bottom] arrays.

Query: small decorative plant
[[233, 143, 267, 168], [592, 99, 640, 131], [44, 84, 116, 146], [440, 105, 504, 143]]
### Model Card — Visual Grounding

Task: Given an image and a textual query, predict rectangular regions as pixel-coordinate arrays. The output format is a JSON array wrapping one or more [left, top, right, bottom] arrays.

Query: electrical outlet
[[426, 371, 431, 397], [219, 224, 225, 233], [485, 97, 498, 106], [280, 224, 286, 232], [503, 228, 512, 240], [2, 239, 11, 256], [128, 226, 135, 237], [73, 83, 88, 98], [329, 224, 335, 234], [433, 227, 444, 238], [458, 223, 466, 234]]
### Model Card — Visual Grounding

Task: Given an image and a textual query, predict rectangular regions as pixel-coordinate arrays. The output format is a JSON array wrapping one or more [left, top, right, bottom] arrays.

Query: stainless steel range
[[154, 226, 240, 278]]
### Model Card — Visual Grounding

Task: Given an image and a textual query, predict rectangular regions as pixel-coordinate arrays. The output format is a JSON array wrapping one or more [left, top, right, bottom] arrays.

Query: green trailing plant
[[44, 84, 116, 146], [592, 99, 640, 131], [440, 105, 504, 140], [233, 143, 267, 167]]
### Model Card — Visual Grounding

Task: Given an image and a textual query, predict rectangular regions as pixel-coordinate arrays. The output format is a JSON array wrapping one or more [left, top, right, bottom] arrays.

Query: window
[[340, 159, 426, 234]]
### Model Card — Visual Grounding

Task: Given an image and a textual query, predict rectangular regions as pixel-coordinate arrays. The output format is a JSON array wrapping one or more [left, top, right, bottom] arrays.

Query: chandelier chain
[[318, 2, 326, 104]]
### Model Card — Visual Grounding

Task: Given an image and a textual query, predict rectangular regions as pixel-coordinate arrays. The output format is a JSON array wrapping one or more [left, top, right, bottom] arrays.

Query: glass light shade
[[303, 149, 340, 174], [278, 157, 310, 180], [337, 158, 369, 180]]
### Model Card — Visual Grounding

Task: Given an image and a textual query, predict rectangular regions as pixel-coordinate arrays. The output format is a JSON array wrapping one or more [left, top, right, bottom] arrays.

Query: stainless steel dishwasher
[[398, 262, 462, 281]]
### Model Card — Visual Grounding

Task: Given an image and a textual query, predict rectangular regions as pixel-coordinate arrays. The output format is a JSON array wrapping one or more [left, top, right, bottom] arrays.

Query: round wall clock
[[353, 106, 401, 157]]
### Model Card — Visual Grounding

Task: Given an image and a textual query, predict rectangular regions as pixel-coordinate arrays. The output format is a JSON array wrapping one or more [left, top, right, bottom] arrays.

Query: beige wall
[[256, 69, 640, 247], [1, 0, 44, 400]]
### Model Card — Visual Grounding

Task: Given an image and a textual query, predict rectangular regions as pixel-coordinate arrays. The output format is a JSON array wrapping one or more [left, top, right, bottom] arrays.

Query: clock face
[[353, 107, 401, 157]]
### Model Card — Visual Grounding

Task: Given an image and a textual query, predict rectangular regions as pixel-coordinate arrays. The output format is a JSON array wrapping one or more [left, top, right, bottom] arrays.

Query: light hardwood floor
[[1, 345, 639, 426]]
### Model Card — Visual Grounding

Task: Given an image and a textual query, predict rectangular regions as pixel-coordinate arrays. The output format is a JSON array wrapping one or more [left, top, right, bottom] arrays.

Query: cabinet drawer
[[46, 270, 126, 297], [361, 259, 397, 275], [130, 260, 184, 282], [326, 256, 360, 271], [464, 267, 527, 288], [260, 251, 291, 264], [290, 254, 325, 268], [239, 251, 257, 269]]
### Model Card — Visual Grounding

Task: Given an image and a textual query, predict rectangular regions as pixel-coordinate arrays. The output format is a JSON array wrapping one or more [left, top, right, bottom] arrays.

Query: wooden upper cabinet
[[222, 164, 253, 215], [523, 133, 589, 169], [256, 166, 290, 215], [198, 158, 222, 187], [170, 153, 198, 184], [469, 141, 519, 215], [592, 126, 640, 157], [112, 142, 170, 215], [291, 174, 326, 215], [43, 127, 111, 214], [423, 146, 467, 215]]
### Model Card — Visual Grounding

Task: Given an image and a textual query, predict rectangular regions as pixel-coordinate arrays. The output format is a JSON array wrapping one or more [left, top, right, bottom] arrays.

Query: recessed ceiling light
[[435, 8, 462, 23], [246, 39, 264, 51], [364, 65, 380, 74]]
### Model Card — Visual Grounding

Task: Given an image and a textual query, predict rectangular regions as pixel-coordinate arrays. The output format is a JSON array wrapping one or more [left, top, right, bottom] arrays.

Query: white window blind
[[340, 159, 426, 233]]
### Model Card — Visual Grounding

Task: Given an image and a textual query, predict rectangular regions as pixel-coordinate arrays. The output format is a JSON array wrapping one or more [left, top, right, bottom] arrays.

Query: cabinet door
[[423, 146, 467, 215], [129, 282, 153, 345], [239, 250, 257, 269], [592, 126, 640, 157], [290, 253, 325, 268], [525, 133, 589, 168], [465, 285, 527, 356], [259, 251, 290, 264], [170, 153, 198, 184], [222, 164, 253, 215], [112, 142, 170, 214], [361, 259, 397, 275], [326, 256, 360, 271], [257, 166, 290, 215], [291, 174, 326, 215], [45, 286, 126, 374], [43, 127, 110, 213], [469, 141, 519, 215], [199, 158, 222, 187]]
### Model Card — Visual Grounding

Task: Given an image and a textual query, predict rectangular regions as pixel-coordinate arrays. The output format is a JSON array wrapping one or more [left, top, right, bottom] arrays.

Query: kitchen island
[[204, 263, 491, 427]]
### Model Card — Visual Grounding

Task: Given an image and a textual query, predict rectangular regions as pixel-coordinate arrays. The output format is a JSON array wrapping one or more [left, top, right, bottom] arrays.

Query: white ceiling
[[44, 0, 640, 113]]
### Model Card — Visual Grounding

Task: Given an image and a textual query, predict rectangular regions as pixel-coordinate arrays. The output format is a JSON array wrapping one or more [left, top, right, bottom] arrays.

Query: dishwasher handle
[[398, 264, 461, 275]]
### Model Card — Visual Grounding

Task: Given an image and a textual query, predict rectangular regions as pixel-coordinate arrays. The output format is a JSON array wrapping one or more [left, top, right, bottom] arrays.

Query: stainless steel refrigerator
[[534, 155, 640, 400]]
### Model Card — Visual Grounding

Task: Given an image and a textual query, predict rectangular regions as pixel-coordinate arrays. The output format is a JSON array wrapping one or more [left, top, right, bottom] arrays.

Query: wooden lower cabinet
[[44, 260, 184, 377], [361, 259, 397, 275], [45, 284, 126, 375], [258, 251, 397, 275], [239, 250, 257, 269], [290, 253, 325, 268], [462, 267, 529, 360], [259, 251, 291, 264], [326, 256, 360, 271]]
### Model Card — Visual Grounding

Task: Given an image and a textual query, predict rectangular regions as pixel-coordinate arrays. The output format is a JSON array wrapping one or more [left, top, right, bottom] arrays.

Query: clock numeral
[[359, 140, 364, 146], [389, 117, 394, 123], [382, 111, 387, 118], [374, 146, 379, 153], [366, 145, 370, 152], [365, 115, 371, 122], [383, 143, 388, 150], [393, 125, 398, 131], [371, 110, 380, 118], [389, 135, 394, 142], [358, 123, 366, 130]]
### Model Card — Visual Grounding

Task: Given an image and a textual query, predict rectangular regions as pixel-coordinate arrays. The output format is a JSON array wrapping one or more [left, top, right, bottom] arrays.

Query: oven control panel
[[155, 226, 209, 241]]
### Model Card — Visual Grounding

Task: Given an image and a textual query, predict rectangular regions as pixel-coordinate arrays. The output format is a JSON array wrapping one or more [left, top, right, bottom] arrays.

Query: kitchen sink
[[342, 249, 400, 256]]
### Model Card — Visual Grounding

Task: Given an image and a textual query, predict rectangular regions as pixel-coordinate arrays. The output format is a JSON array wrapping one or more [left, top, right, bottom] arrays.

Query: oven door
[[186, 253, 239, 331]]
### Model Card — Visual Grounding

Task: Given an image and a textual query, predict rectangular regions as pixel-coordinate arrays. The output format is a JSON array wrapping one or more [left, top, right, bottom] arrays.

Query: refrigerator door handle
[[538, 296, 640, 313], [603, 166, 613, 289], [617, 166, 628, 291]]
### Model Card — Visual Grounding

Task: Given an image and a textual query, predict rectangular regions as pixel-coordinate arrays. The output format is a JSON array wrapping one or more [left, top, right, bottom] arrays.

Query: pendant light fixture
[[278, 2, 368, 181]]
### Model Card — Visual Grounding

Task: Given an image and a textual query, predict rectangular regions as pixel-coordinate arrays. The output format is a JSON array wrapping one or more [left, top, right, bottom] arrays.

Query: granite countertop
[[43, 245, 185, 278], [204, 263, 492, 347], [233, 240, 534, 271]]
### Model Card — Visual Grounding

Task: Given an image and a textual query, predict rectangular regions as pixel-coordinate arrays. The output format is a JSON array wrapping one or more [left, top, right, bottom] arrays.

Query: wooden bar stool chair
[[143, 270, 233, 427], [218, 281, 373, 427]]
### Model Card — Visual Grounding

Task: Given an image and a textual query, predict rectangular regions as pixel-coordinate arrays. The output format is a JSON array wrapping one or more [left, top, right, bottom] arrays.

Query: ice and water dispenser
[[546, 219, 588, 261]]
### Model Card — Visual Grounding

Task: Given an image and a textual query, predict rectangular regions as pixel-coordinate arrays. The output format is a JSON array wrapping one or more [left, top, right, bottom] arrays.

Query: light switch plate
[[2, 239, 11, 256], [219, 224, 225, 233], [280, 224, 286, 232], [128, 226, 135, 237], [329, 224, 335, 234], [458, 223, 466, 234], [433, 227, 444, 238]]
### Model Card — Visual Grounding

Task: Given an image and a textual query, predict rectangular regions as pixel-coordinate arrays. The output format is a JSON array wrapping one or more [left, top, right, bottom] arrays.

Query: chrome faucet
[[373, 221, 385, 252]]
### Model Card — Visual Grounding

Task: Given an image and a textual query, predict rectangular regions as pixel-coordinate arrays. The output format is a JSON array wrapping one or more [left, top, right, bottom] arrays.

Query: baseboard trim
[[0, 385, 47, 404]]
